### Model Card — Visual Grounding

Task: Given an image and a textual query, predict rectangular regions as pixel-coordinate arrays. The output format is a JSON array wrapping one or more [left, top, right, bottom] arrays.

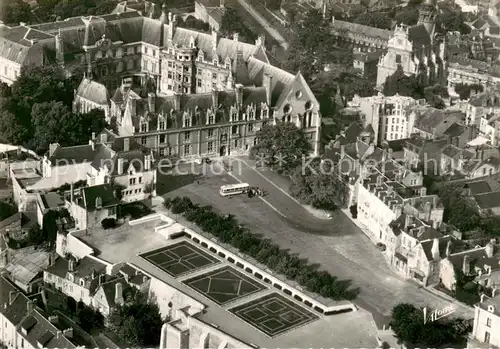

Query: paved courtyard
[[159, 158, 474, 326]]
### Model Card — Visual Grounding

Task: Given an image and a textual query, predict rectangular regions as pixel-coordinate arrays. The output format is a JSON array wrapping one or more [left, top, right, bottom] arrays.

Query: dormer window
[[213, 55, 219, 65], [198, 50, 204, 62], [80, 279, 85, 287], [231, 112, 238, 122], [159, 120, 165, 130], [208, 112, 214, 124], [183, 115, 192, 128], [488, 305, 495, 312], [283, 104, 292, 114], [249, 109, 255, 120], [141, 123, 147, 132], [225, 57, 231, 69], [262, 108, 268, 118]]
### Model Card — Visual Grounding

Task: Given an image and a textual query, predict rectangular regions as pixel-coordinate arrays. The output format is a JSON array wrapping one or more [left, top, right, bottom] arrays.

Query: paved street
[[160, 158, 474, 326]]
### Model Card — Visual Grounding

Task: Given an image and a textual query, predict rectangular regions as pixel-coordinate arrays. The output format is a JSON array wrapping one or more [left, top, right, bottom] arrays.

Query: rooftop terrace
[[75, 215, 379, 348]]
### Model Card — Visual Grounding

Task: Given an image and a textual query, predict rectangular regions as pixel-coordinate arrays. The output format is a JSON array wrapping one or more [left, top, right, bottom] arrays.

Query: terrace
[[74, 214, 379, 348]]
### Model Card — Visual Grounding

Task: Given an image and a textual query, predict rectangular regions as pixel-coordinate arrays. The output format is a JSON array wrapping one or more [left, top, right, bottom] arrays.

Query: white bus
[[219, 183, 251, 197]]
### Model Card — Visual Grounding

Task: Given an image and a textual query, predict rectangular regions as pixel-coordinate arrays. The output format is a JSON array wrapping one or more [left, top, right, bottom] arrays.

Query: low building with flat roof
[[61, 213, 380, 348]]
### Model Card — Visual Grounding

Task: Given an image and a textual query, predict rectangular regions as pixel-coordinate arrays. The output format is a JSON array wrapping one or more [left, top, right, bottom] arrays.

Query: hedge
[[164, 196, 359, 301]]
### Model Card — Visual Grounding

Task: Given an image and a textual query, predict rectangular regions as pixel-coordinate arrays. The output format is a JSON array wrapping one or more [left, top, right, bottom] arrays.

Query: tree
[[350, 205, 358, 219], [0, 102, 26, 145], [252, 122, 312, 174], [109, 292, 164, 347], [31, 101, 74, 153], [289, 158, 347, 209], [220, 7, 258, 43], [66, 296, 77, 314], [424, 84, 449, 109], [284, 9, 352, 82], [0, 82, 11, 98], [394, 6, 419, 26], [437, 8, 471, 35], [0, 0, 32, 25], [0, 201, 17, 221], [454, 83, 483, 100], [390, 303, 468, 347], [383, 65, 424, 99], [76, 300, 104, 332], [352, 12, 391, 29], [27, 225, 45, 245]]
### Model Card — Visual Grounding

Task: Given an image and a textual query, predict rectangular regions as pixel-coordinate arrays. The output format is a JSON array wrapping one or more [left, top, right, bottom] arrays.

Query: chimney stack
[[27, 300, 33, 314], [99, 273, 105, 286], [49, 143, 59, 157], [48, 315, 58, 325], [212, 89, 219, 109], [211, 30, 218, 54], [233, 32, 239, 41], [123, 138, 130, 152], [101, 133, 107, 144], [431, 238, 440, 261], [174, 93, 181, 110], [263, 74, 273, 106], [445, 240, 452, 257], [463, 254, 471, 275], [92, 132, 96, 140], [118, 158, 124, 175], [486, 238, 495, 258], [235, 84, 243, 106], [115, 282, 124, 305], [68, 258, 75, 272], [70, 182, 74, 203], [145, 154, 152, 171], [56, 331, 62, 339], [63, 328, 73, 339], [89, 140, 95, 151], [493, 288, 498, 298], [95, 197, 102, 209], [148, 92, 156, 113], [404, 214, 411, 229], [9, 291, 17, 305]]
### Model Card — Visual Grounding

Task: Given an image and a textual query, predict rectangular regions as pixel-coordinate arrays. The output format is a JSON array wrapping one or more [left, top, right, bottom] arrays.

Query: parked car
[[376, 242, 386, 251]]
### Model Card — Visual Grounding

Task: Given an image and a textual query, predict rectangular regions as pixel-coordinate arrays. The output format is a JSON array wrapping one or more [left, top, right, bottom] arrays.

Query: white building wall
[[470, 304, 500, 347], [357, 185, 397, 242]]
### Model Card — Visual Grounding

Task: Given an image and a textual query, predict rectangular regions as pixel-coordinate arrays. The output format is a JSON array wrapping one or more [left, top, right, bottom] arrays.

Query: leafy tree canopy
[[109, 292, 164, 347], [0, 67, 107, 153], [220, 7, 258, 43], [289, 158, 348, 210], [35, 0, 117, 22], [454, 83, 484, 100], [284, 9, 352, 81], [252, 122, 312, 174], [0, 0, 32, 25], [177, 15, 210, 32], [391, 303, 469, 347], [352, 12, 391, 29]]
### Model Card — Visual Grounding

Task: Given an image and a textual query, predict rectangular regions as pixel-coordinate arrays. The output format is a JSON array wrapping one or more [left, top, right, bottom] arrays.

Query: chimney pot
[[123, 138, 130, 152], [115, 282, 124, 305]]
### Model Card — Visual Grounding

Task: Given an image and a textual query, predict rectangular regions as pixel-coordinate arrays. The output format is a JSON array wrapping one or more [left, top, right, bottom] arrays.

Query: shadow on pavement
[[157, 173, 200, 196]]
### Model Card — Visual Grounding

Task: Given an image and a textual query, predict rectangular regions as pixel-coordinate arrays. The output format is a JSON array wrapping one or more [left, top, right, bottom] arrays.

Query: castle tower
[[418, 0, 437, 40]]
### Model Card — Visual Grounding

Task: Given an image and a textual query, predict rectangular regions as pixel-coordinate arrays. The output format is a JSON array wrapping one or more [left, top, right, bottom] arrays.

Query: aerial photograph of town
[[0, 0, 500, 347]]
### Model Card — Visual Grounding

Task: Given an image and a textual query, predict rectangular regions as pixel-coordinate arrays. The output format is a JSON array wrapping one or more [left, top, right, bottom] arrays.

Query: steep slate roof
[[474, 191, 500, 209], [421, 236, 453, 262], [76, 78, 109, 105], [48, 144, 104, 164], [82, 184, 119, 210], [408, 24, 431, 47], [46, 256, 106, 280]]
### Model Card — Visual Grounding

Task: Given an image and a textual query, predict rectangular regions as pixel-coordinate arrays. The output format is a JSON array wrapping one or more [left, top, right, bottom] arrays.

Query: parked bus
[[219, 183, 251, 197]]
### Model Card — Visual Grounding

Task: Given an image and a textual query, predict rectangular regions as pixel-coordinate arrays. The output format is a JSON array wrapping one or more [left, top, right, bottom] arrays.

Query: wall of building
[[148, 276, 204, 319], [43, 271, 92, 306], [0, 58, 21, 85], [113, 167, 156, 203], [357, 184, 397, 243], [470, 305, 500, 348]]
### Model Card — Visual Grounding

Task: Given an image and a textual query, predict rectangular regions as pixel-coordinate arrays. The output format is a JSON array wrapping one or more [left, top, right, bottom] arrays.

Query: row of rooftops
[[0, 276, 77, 348]]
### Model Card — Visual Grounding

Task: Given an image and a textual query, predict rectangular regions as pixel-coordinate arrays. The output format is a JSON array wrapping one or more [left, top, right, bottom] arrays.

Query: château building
[[0, 5, 321, 158]]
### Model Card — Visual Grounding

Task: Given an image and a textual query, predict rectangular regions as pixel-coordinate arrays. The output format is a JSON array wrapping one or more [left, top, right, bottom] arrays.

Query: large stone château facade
[[0, 5, 321, 158]]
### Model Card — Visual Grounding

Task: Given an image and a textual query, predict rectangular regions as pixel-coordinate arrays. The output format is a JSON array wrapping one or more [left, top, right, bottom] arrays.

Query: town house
[[468, 291, 500, 348]]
